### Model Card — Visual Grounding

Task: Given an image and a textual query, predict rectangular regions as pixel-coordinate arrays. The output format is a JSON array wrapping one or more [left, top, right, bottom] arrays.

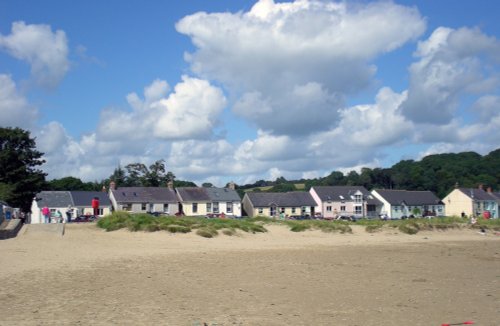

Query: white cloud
[[177, 0, 425, 135], [401, 27, 500, 124], [0, 74, 38, 128], [98, 76, 226, 141], [0, 21, 69, 89], [153, 76, 226, 139]]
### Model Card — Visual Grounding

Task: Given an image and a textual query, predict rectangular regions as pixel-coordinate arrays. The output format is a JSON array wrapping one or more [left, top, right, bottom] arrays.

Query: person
[[54, 210, 63, 223], [42, 205, 50, 223], [66, 206, 73, 223]]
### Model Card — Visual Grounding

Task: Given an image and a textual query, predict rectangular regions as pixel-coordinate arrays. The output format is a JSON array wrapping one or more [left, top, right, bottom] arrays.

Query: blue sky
[[1, 0, 499, 186]]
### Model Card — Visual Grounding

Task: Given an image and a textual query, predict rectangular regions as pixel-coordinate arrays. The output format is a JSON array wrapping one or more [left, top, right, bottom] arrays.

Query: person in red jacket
[[91, 197, 100, 217]]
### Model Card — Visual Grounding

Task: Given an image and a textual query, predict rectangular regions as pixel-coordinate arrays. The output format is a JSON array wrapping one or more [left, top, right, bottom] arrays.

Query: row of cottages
[[108, 181, 242, 217], [243, 186, 446, 219], [31, 191, 112, 223], [443, 186, 499, 218]]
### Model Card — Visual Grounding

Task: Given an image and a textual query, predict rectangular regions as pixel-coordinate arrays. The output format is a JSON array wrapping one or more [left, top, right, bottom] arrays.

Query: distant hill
[[237, 148, 500, 198]]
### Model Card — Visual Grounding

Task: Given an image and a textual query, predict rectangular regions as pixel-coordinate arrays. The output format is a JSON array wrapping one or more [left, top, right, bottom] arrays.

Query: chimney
[[110, 181, 116, 190], [478, 184, 483, 190], [228, 181, 235, 190], [101, 185, 106, 193], [487, 187, 492, 193], [167, 180, 174, 190], [454, 182, 459, 189]]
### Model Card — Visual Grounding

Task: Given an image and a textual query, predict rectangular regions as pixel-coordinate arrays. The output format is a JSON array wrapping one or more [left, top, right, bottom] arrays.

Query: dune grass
[[97, 212, 267, 237], [97, 212, 499, 237], [283, 220, 352, 233]]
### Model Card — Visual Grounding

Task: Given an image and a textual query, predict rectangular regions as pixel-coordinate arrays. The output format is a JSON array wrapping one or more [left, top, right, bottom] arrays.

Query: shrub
[[398, 221, 419, 235], [196, 227, 218, 238], [162, 224, 191, 233], [97, 211, 130, 231], [222, 228, 236, 236], [365, 224, 383, 233]]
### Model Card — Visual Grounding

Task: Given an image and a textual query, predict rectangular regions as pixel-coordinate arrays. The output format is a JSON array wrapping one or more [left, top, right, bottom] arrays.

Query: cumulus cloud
[[0, 74, 38, 128], [400, 27, 500, 124], [0, 21, 69, 89], [177, 0, 425, 135], [98, 76, 226, 141]]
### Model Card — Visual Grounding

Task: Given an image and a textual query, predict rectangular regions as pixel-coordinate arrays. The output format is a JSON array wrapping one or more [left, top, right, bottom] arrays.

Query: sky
[[1, 0, 499, 187]]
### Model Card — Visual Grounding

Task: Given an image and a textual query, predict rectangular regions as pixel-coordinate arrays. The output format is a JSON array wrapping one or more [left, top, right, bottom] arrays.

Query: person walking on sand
[[42, 205, 50, 223], [55, 210, 63, 223]]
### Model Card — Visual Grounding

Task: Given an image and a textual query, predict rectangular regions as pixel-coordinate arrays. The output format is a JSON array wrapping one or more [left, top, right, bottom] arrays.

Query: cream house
[[443, 186, 498, 218], [242, 192, 316, 218]]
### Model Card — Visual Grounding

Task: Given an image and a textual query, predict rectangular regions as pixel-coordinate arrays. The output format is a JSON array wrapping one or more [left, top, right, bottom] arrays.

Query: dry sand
[[0, 223, 499, 325]]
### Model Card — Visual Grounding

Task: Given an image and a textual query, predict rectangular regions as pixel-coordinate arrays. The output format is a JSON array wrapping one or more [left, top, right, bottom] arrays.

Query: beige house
[[442, 186, 498, 218]]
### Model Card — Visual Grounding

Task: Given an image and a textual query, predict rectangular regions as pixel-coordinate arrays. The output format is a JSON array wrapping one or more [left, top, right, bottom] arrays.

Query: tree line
[[239, 149, 500, 198], [1, 126, 499, 212]]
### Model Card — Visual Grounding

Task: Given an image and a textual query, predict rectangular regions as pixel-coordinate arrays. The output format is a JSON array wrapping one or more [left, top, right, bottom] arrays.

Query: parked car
[[71, 215, 97, 223], [337, 215, 357, 222]]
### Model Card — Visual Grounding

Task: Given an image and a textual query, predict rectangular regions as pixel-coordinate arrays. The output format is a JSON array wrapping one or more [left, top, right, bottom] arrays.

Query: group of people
[[41, 205, 75, 224]]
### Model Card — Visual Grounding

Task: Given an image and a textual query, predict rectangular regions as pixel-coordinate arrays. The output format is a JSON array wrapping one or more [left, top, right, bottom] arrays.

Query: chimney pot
[[487, 187, 492, 193], [478, 184, 483, 190], [110, 181, 116, 190]]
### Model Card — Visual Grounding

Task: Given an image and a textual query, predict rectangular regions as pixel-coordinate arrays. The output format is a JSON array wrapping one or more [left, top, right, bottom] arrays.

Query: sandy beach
[[0, 223, 499, 325]]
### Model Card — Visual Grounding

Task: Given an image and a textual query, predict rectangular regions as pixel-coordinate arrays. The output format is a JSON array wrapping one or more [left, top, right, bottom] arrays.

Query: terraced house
[[443, 185, 499, 218], [242, 192, 316, 218], [108, 181, 179, 215], [309, 186, 382, 219], [176, 185, 241, 217], [371, 189, 444, 219]]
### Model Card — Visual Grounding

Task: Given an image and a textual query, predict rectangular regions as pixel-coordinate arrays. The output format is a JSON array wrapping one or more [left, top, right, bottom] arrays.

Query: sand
[[0, 223, 499, 325]]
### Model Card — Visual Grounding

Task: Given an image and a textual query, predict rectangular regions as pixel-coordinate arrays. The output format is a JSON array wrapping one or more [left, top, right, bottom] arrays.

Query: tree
[[124, 159, 174, 187], [0, 127, 47, 212], [46, 176, 95, 191], [202, 182, 214, 188]]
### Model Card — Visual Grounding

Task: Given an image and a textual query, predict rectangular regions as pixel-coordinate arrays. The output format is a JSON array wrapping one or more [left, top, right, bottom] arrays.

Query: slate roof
[[311, 186, 381, 205], [71, 191, 111, 207], [176, 187, 211, 202], [111, 187, 178, 203], [246, 192, 316, 207], [204, 187, 241, 201], [374, 189, 442, 206], [35, 191, 73, 208], [35, 191, 113, 208], [457, 188, 498, 201]]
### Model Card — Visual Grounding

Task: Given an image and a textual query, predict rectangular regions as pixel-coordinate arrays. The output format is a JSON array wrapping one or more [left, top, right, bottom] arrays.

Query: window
[[163, 204, 169, 212], [326, 206, 332, 212], [354, 194, 362, 203], [258, 208, 263, 214], [355, 206, 362, 214], [394, 206, 399, 212], [97, 208, 104, 216], [340, 206, 346, 212], [226, 202, 233, 213], [291, 207, 296, 213], [141, 203, 147, 211], [213, 202, 219, 214], [206, 203, 212, 212], [192, 203, 198, 213], [123, 204, 132, 211]]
